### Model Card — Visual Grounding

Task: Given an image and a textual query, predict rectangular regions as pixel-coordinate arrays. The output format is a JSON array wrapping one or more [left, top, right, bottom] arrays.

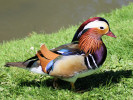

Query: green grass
[[0, 3, 133, 100]]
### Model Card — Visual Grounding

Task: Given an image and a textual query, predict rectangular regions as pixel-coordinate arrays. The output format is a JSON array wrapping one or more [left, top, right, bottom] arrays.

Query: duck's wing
[[24, 42, 83, 63], [51, 42, 83, 55]]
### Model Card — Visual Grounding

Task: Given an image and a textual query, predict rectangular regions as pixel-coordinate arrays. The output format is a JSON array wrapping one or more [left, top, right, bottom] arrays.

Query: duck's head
[[72, 17, 116, 54], [72, 17, 116, 42]]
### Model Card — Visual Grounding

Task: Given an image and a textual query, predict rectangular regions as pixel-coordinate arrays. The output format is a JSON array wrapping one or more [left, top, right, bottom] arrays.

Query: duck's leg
[[53, 77, 58, 89], [70, 82, 75, 90]]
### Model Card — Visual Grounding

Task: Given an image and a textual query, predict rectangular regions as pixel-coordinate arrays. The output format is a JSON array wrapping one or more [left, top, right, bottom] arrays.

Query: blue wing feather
[[46, 60, 54, 74], [45, 56, 62, 74], [51, 42, 84, 56]]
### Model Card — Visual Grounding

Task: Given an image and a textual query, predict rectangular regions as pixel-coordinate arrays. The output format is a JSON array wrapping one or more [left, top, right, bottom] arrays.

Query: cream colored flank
[[50, 55, 88, 77]]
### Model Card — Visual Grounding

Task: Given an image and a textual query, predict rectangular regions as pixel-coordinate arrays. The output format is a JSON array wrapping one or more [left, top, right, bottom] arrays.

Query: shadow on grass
[[19, 70, 132, 92]]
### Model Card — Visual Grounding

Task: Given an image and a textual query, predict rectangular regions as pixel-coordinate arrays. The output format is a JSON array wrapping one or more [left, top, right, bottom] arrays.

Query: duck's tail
[[4, 44, 59, 74], [5, 62, 26, 68]]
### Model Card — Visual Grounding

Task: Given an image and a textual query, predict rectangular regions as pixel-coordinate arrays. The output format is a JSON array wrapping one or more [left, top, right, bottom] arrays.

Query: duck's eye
[[100, 26, 104, 30]]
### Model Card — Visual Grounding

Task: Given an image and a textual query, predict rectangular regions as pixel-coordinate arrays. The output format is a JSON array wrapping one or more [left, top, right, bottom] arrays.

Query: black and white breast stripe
[[84, 54, 98, 69]]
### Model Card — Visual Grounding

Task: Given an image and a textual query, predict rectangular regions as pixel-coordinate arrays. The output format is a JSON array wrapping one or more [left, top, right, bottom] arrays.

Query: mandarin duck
[[5, 17, 116, 89]]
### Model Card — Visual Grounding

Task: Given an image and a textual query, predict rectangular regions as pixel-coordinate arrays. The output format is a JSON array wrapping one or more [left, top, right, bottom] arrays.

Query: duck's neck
[[79, 34, 103, 55], [93, 43, 107, 66], [78, 32, 107, 67]]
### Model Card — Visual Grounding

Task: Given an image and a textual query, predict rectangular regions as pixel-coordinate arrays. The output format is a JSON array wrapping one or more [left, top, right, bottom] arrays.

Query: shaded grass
[[0, 3, 133, 100]]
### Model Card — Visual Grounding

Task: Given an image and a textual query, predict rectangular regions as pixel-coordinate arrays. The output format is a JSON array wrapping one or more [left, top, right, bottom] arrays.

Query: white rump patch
[[29, 66, 46, 75]]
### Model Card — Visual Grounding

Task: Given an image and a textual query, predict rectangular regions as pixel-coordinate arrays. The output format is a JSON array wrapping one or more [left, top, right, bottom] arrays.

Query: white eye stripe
[[84, 20, 107, 30]]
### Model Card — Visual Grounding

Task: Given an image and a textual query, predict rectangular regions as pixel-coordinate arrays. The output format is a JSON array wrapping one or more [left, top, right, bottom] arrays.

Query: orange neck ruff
[[79, 29, 103, 54]]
